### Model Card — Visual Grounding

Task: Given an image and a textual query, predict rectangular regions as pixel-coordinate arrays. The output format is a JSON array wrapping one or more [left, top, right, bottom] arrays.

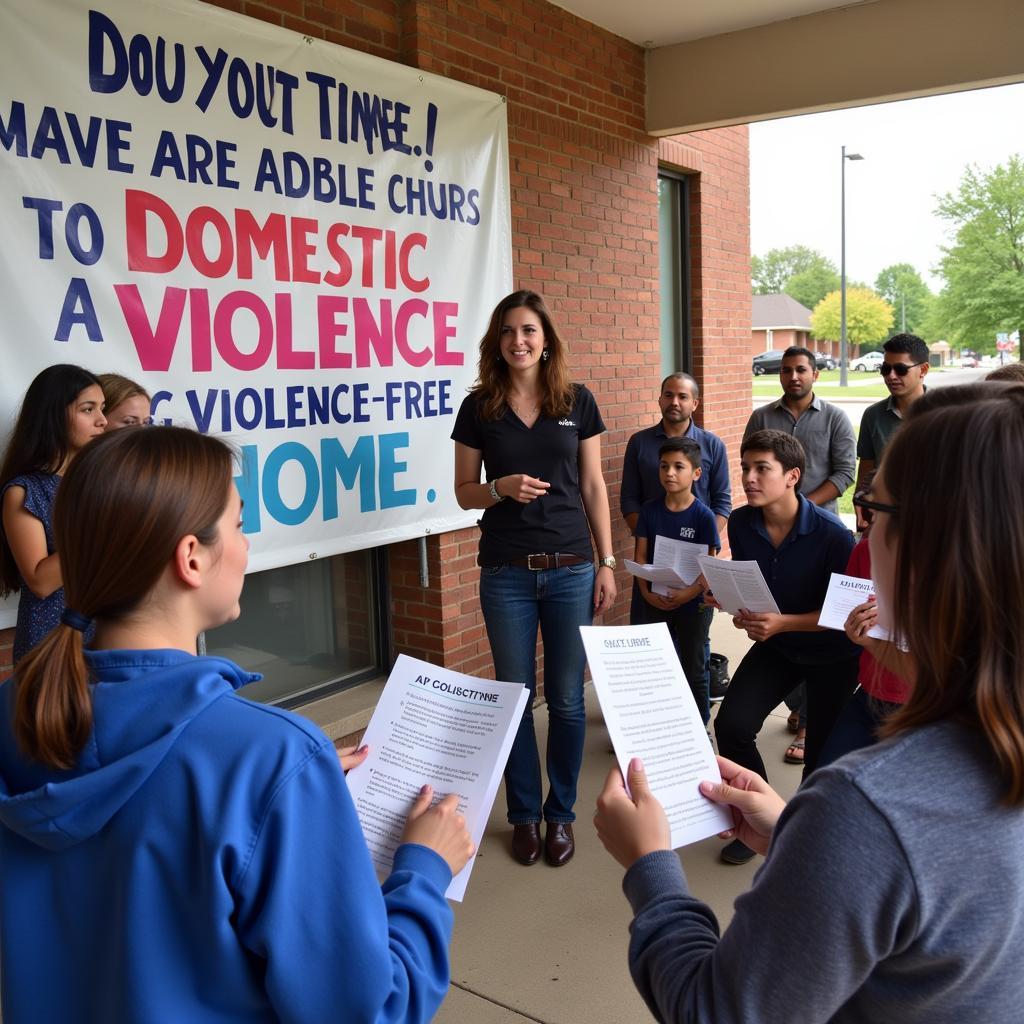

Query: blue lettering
[[321, 435, 376, 517], [378, 432, 416, 508], [65, 203, 103, 265], [285, 385, 304, 428], [235, 445, 260, 533], [0, 101, 27, 156], [186, 389, 219, 433], [55, 278, 102, 342], [262, 442, 320, 526], [22, 196, 62, 259]]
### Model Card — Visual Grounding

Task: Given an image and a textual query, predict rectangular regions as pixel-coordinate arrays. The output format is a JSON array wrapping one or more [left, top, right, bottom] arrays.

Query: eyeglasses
[[878, 361, 926, 377], [852, 491, 899, 516]]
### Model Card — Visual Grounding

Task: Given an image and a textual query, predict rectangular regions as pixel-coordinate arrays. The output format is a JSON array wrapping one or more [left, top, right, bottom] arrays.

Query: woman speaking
[[452, 290, 617, 868]]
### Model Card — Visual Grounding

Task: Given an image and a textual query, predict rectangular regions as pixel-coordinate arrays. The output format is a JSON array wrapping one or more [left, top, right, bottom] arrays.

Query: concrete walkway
[[435, 613, 801, 1024]]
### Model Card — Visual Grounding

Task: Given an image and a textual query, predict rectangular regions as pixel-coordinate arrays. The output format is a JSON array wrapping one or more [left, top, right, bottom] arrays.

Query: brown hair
[[97, 372, 150, 413], [470, 290, 576, 420], [14, 427, 234, 769], [986, 362, 1024, 382], [878, 382, 1024, 804], [740, 429, 805, 484]]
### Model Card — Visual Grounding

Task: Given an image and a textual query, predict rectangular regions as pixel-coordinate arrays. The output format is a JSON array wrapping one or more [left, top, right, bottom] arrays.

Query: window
[[204, 549, 385, 707], [658, 172, 692, 377]]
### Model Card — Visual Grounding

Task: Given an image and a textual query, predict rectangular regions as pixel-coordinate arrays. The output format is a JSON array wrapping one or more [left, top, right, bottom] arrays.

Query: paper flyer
[[580, 624, 732, 848], [346, 654, 528, 901]]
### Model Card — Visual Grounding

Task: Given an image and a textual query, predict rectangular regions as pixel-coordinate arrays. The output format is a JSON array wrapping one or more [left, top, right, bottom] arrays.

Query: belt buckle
[[526, 553, 548, 570]]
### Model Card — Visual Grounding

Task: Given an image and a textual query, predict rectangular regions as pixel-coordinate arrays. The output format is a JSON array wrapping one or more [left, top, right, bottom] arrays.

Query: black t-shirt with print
[[451, 384, 606, 565]]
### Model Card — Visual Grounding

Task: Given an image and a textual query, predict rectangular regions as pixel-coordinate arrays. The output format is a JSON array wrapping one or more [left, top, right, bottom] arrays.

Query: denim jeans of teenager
[[479, 562, 594, 824]]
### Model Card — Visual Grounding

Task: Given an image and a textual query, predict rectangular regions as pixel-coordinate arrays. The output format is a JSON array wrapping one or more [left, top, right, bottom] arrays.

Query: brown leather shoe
[[544, 822, 575, 866], [511, 823, 541, 865]]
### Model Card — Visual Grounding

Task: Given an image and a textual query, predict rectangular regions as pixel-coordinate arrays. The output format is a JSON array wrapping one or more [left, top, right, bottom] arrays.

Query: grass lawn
[[751, 369, 890, 401]]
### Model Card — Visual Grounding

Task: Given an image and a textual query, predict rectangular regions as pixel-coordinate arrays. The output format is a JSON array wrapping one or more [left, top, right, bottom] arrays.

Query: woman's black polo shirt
[[451, 385, 605, 566]]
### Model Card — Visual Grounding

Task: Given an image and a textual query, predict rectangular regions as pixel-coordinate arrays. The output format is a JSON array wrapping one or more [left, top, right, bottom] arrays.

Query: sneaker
[[709, 653, 730, 702], [720, 838, 756, 865]]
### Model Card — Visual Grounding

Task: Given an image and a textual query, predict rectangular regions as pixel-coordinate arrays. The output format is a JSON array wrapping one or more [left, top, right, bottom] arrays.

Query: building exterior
[[751, 293, 814, 358], [0, 0, 751, 735]]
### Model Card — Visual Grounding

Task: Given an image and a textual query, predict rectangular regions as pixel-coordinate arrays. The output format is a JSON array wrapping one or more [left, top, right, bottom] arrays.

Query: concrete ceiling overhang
[[551, 0, 1024, 134]]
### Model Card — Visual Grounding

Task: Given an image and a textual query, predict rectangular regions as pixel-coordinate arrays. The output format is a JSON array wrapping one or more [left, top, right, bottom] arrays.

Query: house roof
[[752, 293, 812, 331]]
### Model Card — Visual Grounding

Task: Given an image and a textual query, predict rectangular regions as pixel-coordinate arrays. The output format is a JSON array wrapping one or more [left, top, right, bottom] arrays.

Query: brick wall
[[0, 0, 752, 688]]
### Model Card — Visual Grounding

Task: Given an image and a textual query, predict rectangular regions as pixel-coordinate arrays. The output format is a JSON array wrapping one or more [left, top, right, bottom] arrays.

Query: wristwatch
[[488, 479, 503, 502], [598, 555, 617, 570]]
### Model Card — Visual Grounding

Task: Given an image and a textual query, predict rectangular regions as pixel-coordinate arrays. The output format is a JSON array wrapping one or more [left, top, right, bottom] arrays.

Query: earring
[[542, 349, 549, 362]]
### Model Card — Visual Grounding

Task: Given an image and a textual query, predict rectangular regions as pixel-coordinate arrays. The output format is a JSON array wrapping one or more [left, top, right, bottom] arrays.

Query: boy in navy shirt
[[634, 438, 720, 723]]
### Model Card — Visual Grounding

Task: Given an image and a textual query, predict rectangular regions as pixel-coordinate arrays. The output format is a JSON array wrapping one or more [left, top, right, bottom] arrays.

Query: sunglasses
[[878, 361, 926, 377], [852, 491, 899, 516]]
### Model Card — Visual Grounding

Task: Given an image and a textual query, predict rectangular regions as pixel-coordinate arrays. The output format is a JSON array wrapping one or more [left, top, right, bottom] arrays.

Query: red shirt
[[846, 539, 910, 704]]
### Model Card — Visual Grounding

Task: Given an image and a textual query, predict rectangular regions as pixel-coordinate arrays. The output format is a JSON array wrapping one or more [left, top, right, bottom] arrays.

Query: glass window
[[204, 550, 382, 706], [658, 172, 692, 377]]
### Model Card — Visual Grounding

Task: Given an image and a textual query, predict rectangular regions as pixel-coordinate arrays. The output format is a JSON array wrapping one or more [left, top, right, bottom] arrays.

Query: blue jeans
[[479, 562, 594, 824]]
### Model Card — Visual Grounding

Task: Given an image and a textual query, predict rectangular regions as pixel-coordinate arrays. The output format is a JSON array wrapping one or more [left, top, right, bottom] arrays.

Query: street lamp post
[[840, 145, 864, 387]]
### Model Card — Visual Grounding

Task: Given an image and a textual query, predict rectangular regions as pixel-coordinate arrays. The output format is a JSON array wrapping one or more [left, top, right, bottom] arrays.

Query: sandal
[[786, 709, 800, 734], [784, 737, 805, 764]]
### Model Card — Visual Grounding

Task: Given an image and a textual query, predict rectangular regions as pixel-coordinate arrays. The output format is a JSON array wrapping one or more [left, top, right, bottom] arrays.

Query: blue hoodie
[[0, 649, 454, 1023]]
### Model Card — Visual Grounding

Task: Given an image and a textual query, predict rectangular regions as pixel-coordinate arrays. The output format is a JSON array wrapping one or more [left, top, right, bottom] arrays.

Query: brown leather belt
[[505, 553, 590, 570]]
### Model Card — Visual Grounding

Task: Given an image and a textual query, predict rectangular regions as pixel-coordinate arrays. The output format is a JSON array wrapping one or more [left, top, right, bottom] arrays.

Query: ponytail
[[9, 426, 234, 771], [14, 623, 93, 770]]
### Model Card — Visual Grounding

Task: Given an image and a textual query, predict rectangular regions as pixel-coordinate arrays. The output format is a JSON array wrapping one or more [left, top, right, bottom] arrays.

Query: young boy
[[711, 429, 860, 864], [633, 437, 720, 723]]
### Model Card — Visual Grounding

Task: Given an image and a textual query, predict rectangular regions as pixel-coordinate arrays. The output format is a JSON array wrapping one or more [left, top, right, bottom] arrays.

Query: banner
[[0, 0, 510, 575]]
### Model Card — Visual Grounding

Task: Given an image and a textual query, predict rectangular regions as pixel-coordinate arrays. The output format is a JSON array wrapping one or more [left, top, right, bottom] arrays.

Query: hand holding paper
[[594, 757, 672, 869], [581, 624, 732, 850], [818, 573, 889, 640], [698, 557, 780, 616], [346, 655, 528, 901]]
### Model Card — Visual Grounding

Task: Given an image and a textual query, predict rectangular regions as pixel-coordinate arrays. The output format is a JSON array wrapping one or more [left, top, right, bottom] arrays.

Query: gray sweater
[[623, 720, 1024, 1023]]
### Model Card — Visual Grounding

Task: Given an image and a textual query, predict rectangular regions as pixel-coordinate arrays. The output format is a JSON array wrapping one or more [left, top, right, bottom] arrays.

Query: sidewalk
[[435, 613, 802, 1024]]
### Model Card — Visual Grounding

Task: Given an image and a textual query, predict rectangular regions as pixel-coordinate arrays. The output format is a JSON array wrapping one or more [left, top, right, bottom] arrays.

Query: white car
[[851, 351, 884, 372]]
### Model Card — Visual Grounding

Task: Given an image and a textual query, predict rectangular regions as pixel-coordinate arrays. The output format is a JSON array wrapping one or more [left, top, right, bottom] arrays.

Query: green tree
[[874, 263, 933, 337], [784, 265, 841, 310], [752, 246, 836, 294], [934, 155, 1024, 349], [810, 288, 894, 347]]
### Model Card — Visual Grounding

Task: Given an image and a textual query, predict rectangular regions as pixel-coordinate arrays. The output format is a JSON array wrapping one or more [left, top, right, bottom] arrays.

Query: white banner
[[0, 0, 510, 576]]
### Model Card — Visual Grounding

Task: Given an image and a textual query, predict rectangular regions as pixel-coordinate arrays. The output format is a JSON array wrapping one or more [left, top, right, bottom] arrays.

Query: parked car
[[752, 350, 836, 375], [851, 351, 885, 372], [752, 350, 784, 375], [958, 354, 980, 368]]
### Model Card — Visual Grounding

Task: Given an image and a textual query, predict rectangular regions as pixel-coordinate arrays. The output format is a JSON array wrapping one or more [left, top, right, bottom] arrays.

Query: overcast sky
[[749, 82, 1024, 292]]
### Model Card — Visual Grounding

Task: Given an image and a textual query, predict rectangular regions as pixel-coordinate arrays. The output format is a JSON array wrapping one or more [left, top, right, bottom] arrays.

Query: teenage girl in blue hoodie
[[0, 425, 473, 1024]]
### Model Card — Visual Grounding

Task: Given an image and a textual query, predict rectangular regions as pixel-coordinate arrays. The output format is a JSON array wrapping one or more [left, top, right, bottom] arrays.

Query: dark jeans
[[631, 580, 713, 721], [818, 687, 902, 768], [714, 642, 859, 781], [634, 599, 713, 724], [479, 562, 594, 824]]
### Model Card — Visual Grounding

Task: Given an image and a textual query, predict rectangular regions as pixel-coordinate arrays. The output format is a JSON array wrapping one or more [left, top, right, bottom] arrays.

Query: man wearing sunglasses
[[854, 334, 929, 529]]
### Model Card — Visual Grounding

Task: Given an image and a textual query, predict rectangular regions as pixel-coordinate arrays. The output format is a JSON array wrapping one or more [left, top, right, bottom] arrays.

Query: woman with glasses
[[595, 381, 1024, 1022]]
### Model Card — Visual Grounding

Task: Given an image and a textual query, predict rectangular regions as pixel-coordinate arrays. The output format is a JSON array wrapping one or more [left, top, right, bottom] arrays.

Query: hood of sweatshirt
[[0, 649, 260, 852]]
